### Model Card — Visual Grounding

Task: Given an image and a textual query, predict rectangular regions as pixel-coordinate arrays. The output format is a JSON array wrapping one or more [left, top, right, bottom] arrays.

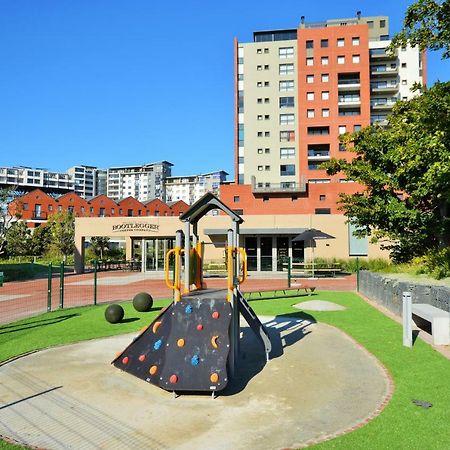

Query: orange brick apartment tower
[[222, 14, 426, 214]]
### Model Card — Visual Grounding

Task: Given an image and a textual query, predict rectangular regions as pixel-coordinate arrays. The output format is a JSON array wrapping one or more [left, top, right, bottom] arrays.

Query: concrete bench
[[246, 286, 316, 300], [412, 303, 450, 346]]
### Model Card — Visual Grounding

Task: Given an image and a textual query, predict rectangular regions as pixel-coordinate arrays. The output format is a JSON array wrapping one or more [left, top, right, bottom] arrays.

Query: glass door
[[260, 236, 273, 271], [245, 237, 257, 271], [277, 236, 289, 271]]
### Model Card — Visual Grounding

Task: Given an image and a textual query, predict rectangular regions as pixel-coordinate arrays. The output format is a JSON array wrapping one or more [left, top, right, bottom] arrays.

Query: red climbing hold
[[196, 324, 203, 331], [138, 354, 146, 362], [122, 356, 129, 364], [212, 311, 220, 319], [169, 374, 178, 384]]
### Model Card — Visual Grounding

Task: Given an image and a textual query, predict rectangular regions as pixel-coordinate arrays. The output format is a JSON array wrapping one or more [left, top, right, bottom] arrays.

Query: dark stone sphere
[[133, 292, 153, 312], [105, 304, 124, 324]]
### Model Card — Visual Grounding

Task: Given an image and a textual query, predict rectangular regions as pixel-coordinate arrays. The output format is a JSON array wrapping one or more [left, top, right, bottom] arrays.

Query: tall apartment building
[[0, 166, 73, 194], [106, 161, 173, 202], [224, 13, 426, 214], [165, 171, 228, 205], [66, 165, 107, 198]]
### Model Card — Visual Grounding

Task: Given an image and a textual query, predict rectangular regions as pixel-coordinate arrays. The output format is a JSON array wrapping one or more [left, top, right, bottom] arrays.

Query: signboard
[[112, 222, 159, 233]]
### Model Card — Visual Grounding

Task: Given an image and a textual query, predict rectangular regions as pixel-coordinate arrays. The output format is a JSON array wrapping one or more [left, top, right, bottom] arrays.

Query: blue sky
[[0, 0, 448, 178]]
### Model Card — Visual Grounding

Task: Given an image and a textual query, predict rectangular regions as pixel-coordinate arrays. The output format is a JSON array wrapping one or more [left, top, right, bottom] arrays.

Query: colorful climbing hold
[[196, 324, 204, 331], [154, 339, 162, 350], [169, 374, 178, 384], [152, 321, 162, 333], [177, 338, 185, 347], [149, 365, 158, 375], [210, 373, 219, 383], [138, 354, 146, 362], [191, 355, 200, 366], [122, 356, 129, 364], [185, 305, 193, 314], [212, 311, 220, 319]]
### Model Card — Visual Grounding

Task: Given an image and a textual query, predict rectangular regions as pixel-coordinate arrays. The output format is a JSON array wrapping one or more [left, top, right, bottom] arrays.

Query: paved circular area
[[0, 316, 391, 450], [294, 300, 347, 311]]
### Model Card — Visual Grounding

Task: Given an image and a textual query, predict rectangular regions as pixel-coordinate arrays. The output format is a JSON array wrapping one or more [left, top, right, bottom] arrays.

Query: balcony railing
[[251, 176, 306, 194], [31, 212, 48, 220]]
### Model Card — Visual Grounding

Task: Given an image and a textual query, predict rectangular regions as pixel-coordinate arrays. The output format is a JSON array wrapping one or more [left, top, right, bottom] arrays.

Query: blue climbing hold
[[185, 305, 193, 314], [154, 339, 162, 350], [191, 355, 200, 366]]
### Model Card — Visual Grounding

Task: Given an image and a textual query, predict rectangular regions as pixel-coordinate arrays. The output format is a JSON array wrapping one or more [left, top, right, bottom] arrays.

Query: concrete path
[[0, 315, 391, 449]]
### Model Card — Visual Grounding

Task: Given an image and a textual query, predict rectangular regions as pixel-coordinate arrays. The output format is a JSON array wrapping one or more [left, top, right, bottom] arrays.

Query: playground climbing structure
[[113, 193, 272, 393]]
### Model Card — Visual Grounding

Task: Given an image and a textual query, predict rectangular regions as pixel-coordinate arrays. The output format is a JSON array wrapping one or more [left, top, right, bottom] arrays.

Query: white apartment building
[[66, 165, 107, 198], [165, 171, 228, 204]]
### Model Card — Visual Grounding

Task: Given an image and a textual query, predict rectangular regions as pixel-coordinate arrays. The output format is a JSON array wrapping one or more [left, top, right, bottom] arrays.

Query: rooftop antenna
[[357, 11, 361, 20]]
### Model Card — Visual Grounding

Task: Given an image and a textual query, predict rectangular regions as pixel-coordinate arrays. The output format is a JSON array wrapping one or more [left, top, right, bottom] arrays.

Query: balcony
[[337, 81, 361, 92], [371, 65, 398, 76], [370, 99, 397, 110], [338, 95, 361, 108], [307, 150, 330, 160], [31, 212, 47, 220], [371, 83, 399, 94], [251, 176, 306, 194], [369, 48, 397, 60]]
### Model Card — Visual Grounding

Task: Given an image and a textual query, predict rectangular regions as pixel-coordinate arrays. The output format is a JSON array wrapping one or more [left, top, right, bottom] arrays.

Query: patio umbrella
[[292, 229, 335, 278]]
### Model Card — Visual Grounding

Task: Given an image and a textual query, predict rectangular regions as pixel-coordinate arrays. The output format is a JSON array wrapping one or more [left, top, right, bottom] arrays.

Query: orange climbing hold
[[210, 373, 219, 383], [169, 374, 178, 384], [122, 356, 129, 364], [149, 365, 158, 375], [152, 321, 162, 333], [138, 354, 146, 362], [177, 338, 185, 347], [212, 311, 220, 319], [115, 351, 122, 357]]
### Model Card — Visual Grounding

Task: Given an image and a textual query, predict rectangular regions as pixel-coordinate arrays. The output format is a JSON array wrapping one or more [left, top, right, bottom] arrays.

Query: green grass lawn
[[1, 291, 449, 449]]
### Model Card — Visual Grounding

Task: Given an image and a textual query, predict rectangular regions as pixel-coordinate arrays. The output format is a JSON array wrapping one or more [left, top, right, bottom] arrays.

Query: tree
[[5, 221, 31, 257], [0, 187, 23, 256], [90, 236, 110, 260], [390, 0, 450, 58], [30, 225, 52, 256], [47, 211, 75, 261], [324, 82, 450, 261]]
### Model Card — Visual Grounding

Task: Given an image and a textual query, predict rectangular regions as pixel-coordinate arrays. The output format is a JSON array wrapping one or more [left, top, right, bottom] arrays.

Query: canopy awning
[[204, 228, 307, 236]]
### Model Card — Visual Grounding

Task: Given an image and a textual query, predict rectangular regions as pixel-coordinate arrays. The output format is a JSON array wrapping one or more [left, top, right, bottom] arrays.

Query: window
[[306, 74, 314, 83], [280, 148, 295, 159], [402, 80, 407, 85], [264, 114, 270, 120], [80, 206, 84, 213], [306, 57, 313, 66], [321, 56, 329, 65], [339, 125, 347, 134], [307, 91, 314, 101], [48, 205, 53, 211], [306, 40, 313, 49], [339, 143, 346, 151], [321, 39, 328, 48], [280, 130, 295, 142], [264, 131, 270, 137], [337, 55, 345, 64], [354, 124, 362, 132], [280, 164, 296, 176], [257, 81, 262, 87], [339, 107, 360, 116], [257, 131, 263, 137], [307, 109, 315, 118], [264, 64, 269, 70], [337, 38, 345, 47], [279, 80, 294, 91], [380, 19, 386, 28], [264, 81, 270, 87], [257, 65, 262, 71], [264, 97, 269, 103], [258, 166, 263, 171], [257, 114, 263, 121], [322, 108, 330, 117], [257, 98, 262, 104], [257, 48, 262, 54], [322, 73, 329, 82], [352, 37, 360, 46], [308, 126, 329, 135], [279, 64, 294, 75], [321, 91, 329, 100], [90, 207, 94, 213], [22, 203, 29, 210], [352, 55, 360, 63], [280, 114, 295, 124], [58, 205, 63, 212], [315, 208, 331, 214], [99, 207, 105, 217], [279, 47, 294, 58], [257, 148, 263, 154], [401, 62, 407, 68], [264, 48, 269, 53], [265, 148, 270, 154], [367, 20, 374, 28], [265, 165, 271, 171], [279, 96, 295, 108], [319, 194, 326, 201]]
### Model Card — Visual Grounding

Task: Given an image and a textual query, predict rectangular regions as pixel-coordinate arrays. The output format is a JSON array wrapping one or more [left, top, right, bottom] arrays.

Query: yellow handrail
[[227, 246, 234, 294], [165, 248, 177, 290], [238, 247, 247, 284]]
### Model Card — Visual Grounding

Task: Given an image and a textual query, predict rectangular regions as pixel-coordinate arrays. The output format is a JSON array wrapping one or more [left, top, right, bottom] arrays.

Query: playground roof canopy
[[179, 192, 243, 225]]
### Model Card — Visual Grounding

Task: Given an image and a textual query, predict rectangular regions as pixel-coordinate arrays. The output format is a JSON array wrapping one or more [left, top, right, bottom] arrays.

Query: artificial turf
[[0, 291, 449, 449]]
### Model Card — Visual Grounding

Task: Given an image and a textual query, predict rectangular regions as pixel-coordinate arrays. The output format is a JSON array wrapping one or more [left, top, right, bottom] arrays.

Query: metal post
[[47, 263, 52, 312], [287, 256, 292, 288], [59, 261, 65, 309], [356, 257, 360, 292], [402, 291, 412, 348], [94, 260, 98, 306], [184, 220, 190, 292]]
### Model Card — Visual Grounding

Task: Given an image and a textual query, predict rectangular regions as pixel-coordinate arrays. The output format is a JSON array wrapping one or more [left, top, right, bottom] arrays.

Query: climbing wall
[[113, 289, 232, 392]]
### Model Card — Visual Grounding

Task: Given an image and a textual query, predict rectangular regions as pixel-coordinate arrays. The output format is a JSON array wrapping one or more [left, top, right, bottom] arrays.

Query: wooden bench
[[246, 285, 316, 300], [412, 303, 450, 345]]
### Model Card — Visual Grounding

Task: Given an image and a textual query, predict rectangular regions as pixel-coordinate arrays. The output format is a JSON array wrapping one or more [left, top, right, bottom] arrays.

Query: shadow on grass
[[222, 311, 316, 396], [0, 314, 80, 336], [120, 318, 140, 324], [245, 292, 317, 302]]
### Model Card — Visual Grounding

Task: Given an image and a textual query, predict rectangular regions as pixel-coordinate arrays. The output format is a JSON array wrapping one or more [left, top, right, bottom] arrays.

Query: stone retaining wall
[[359, 271, 450, 316]]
